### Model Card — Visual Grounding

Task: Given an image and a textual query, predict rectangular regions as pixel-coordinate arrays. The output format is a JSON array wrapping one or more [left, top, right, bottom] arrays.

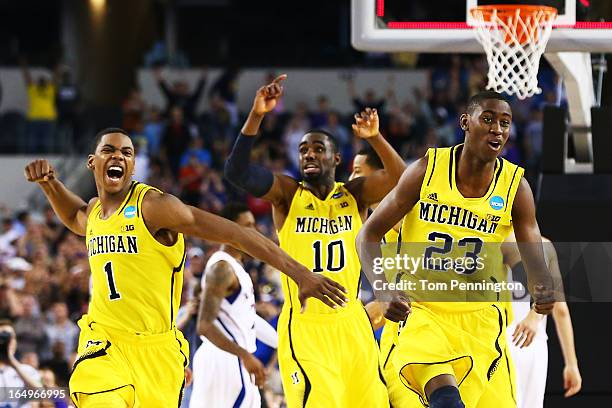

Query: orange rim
[[471, 5, 558, 22]]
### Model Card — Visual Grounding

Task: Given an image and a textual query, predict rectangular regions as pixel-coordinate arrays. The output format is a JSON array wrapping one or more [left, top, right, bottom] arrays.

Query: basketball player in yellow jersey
[[357, 91, 556, 408], [350, 148, 421, 407], [24, 129, 347, 408], [225, 75, 406, 407]]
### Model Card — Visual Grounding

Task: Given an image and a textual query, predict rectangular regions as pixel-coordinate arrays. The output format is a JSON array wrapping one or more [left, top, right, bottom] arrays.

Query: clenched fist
[[24, 159, 56, 183]]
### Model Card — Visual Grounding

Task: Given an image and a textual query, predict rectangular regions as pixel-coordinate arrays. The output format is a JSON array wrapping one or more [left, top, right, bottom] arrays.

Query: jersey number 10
[[312, 240, 345, 273]]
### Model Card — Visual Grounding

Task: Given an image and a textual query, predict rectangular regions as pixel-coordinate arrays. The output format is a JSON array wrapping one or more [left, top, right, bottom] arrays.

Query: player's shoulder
[[270, 173, 300, 206], [85, 197, 99, 217]]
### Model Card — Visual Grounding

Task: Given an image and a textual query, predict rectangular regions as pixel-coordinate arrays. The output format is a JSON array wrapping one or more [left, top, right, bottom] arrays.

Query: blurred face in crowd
[[365, 89, 377, 103], [52, 302, 69, 321], [298, 132, 340, 184], [170, 106, 184, 124], [88, 133, 135, 195], [349, 154, 376, 181], [21, 295, 36, 317], [173, 80, 189, 95]]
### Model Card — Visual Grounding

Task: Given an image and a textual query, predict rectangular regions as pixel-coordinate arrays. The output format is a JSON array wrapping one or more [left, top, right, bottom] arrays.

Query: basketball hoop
[[470, 5, 558, 99]]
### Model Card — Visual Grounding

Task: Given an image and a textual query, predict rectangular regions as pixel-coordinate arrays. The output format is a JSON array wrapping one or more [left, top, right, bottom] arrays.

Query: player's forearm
[[553, 303, 579, 366], [10, 361, 42, 388], [367, 134, 405, 182], [39, 179, 88, 235], [241, 110, 265, 136], [224, 131, 274, 197], [198, 322, 250, 358]]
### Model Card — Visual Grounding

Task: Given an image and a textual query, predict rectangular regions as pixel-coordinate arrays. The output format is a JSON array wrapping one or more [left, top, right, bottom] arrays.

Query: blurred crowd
[[0, 54, 557, 407]]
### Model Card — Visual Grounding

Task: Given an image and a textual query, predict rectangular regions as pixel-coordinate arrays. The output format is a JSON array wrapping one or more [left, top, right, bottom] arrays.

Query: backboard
[[352, 0, 612, 53]]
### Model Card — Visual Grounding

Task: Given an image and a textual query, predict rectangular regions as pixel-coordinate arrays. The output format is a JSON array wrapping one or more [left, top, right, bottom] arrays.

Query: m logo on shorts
[[291, 371, 300, 384], [489, 196, 504, 211]]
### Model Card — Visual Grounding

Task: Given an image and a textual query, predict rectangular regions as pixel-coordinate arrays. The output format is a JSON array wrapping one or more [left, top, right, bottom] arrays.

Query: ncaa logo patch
[[332, 191, 343, 199], [489, 196, 504, 211], [123, 205, 136, 219]]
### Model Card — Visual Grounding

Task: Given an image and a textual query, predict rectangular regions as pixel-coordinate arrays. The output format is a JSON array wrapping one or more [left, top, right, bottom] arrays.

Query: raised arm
[[24, 159, 93, 236], [142, 191, 347, 310], [153, 67, 172, 100], [196, 260, 266, 386], [224, 74, 296, 206], [347, 108, 406, 208], [511, 178, 557, 314]]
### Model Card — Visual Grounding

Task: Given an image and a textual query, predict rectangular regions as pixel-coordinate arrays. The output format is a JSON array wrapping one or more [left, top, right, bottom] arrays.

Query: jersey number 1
[[312, 240, 345, 273], [103, 261, 121, 300]]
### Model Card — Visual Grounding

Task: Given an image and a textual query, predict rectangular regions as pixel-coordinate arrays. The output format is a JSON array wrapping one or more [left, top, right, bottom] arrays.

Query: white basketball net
[[471, 6, 557, 100]]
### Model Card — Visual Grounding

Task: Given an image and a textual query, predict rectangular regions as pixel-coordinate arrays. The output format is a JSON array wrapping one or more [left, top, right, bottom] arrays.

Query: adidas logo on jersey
[[305, 203, 315, 210], [427, 193, 438, 201]]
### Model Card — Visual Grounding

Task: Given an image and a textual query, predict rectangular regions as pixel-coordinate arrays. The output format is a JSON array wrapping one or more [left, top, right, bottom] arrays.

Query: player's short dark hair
[[304, 129, 339, 153], [356, 147, 383, 170], [92, 127, 131, 153], [467, 91, 510, 114], [220, 202, 251, 223]]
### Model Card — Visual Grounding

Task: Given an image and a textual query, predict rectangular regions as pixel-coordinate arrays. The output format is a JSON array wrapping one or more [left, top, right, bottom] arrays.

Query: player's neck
[[302, 177, 335, 200], [456, 146, 496, 197], [221, 245, 243, 263], [96, 181, 134, 219]]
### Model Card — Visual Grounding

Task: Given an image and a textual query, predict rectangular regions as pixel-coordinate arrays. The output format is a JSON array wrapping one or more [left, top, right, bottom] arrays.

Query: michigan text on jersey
[[88, 235, 138, 257], [295, 215, 353, 234]]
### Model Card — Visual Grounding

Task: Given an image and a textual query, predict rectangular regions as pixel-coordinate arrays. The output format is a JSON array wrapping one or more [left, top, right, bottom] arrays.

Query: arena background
[[0, 0, 610, 406]]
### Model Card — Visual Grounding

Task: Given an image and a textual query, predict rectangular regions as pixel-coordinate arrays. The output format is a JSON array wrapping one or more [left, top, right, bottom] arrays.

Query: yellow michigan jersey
[[276, 182, 388, 408], [397, 145, 524, 311], [278, 182, 363, 314], [70, 181, 188, 407], [393, 146, 522, 407], [86, 181, 186, 334]]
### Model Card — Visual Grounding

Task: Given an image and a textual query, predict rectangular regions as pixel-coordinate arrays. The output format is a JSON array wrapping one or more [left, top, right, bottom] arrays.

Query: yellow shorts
[[394, 303, 515, 407], [69, 314, 189, 408], [380, 320, 423, 407], [278, 302, 389, 408]]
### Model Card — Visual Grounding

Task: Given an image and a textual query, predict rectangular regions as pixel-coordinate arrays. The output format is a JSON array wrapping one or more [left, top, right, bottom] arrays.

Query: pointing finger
[[272, 74, 287, 84]]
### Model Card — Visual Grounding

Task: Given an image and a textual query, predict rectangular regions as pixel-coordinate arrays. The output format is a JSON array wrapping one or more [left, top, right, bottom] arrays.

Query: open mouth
[[488, 140, 502, 151], [303, 163, 320, 174], [106, 165, 124, 181]]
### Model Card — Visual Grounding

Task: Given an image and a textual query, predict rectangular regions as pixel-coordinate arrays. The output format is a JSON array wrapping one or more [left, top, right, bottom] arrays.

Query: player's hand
[[297, 272, 348, 312], [252, 74, 287, 115], [240, 352, 267, 388], [364, 301, 385, 330], [512, 311, 540, 348], [532, 284, 555, 315], [383, 292, 411, 322], [563, 364, 582, 397], [352, 107, 380, 139], [24, 159, 56, 183]]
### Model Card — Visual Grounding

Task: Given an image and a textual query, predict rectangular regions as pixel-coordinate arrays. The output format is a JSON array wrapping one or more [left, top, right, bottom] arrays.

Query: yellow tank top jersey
[[86, 182, 186, 334], [399, 145, 524, 311], [278, 182, 363, 315]]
